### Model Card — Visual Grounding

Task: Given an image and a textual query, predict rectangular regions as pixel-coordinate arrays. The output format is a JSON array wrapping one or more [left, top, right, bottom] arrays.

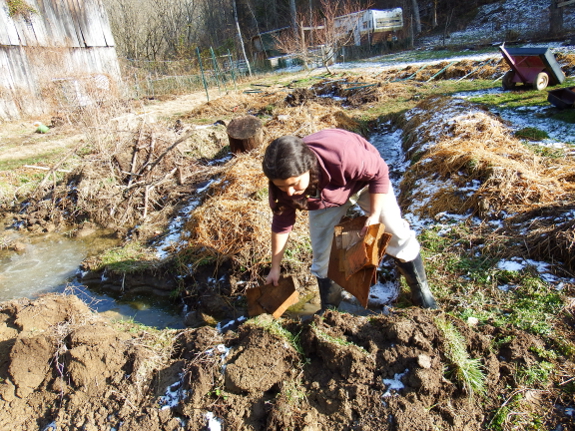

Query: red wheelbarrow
[[499, 44, 565, 91]]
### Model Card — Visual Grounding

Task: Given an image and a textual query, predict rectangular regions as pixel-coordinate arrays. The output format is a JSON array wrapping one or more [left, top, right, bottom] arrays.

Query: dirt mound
[[2, 293, 561, 431]]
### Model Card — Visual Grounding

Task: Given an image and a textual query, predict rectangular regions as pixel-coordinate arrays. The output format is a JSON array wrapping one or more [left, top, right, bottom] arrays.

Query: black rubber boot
[[394, 254, 439, 309], [316, 277, 342, 311]]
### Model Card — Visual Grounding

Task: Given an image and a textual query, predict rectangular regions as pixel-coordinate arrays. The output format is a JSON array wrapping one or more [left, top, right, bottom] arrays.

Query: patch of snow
[[497, 258, 522, 272], [370, 127, 408, 185], [382, 369, 409, 397], [368, 281, 400, 306], [205, 344, 231, 373], [158, 372, 189, 410], [216, 316, 247, 332], [154, 194, 205, 259], [418, 0, 575, 47], [205, 412, 223, 431], [496, 257, 572, 288]]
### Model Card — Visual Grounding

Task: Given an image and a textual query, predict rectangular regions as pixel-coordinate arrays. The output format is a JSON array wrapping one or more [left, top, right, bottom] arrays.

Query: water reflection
[[0, 231, 184, 329], [68, 283, 185, 329], [0, 234, 85, 301]]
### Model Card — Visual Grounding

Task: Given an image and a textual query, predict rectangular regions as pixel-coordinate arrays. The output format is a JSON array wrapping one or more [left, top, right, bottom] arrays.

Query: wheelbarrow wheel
[[502, 71, 516, 90], [533, 72, 549, 91]]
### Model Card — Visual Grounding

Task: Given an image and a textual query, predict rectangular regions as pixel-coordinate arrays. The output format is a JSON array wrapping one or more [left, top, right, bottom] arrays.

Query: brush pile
[[16, 123, 228, 238]]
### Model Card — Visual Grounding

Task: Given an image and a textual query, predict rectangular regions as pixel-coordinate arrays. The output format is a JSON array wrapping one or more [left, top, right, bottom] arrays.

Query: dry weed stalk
[[24, 121, 226, 235]]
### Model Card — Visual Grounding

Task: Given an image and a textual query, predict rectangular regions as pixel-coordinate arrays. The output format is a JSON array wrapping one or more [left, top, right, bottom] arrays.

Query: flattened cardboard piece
[[335, 217, 366, 273], [343, 238, 368, 279], [246, 287, 266, 317], [328, 238, 376, 308], [247, 276, 299, 319], [343, 224, 386, 279], [328, 216, 392, 308]]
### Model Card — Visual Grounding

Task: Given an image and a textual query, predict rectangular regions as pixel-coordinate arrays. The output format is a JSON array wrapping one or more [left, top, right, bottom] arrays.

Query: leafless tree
[[103, 0, 227, 61], [274, 0, 366, 74], [411, 0, 421, 34]]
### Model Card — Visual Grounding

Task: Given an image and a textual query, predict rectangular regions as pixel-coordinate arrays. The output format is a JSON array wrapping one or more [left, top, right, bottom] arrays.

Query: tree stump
[[226, 115, 263, 154]]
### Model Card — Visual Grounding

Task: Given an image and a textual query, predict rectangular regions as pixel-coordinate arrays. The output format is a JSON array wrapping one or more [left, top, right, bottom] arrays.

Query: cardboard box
[[328, 216, 392, 308], [246, 276, 299, 319]]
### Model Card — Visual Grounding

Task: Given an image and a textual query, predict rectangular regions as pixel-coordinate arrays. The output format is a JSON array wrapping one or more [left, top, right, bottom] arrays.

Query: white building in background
[[335, 8, 404, 46]]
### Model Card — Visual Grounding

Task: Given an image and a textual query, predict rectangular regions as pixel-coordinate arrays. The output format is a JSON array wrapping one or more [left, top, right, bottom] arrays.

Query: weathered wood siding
[[0, 0, 121, 121]]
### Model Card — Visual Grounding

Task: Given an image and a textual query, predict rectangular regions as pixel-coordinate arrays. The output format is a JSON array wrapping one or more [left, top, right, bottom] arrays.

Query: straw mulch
[[180, 151, 312, 286], [377, 58, 507, 82], [399, 95, 575, 272]]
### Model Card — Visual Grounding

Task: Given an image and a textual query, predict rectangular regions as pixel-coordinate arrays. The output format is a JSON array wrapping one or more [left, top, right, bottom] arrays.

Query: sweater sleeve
[[269, 190, 297, 234], [271, 208, 296, 234]]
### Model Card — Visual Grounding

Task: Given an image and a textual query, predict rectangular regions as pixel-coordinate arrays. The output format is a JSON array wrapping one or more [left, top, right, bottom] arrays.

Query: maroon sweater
[[270, 129, 390, 234]]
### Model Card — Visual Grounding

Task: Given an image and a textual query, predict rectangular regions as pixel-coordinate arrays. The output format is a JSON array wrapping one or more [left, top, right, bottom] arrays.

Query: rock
[[417, 354, 432, 369]]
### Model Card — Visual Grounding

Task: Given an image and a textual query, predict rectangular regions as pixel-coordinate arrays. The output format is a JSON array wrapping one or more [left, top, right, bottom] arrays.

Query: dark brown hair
[[263, 135, 319, 210]]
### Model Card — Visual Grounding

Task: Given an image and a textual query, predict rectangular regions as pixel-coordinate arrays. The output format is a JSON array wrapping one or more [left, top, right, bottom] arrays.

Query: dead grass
[[400, 95, 575, 272]]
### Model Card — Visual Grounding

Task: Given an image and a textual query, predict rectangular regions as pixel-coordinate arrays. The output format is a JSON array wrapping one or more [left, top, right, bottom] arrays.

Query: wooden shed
[[0, 0, 121, 121]]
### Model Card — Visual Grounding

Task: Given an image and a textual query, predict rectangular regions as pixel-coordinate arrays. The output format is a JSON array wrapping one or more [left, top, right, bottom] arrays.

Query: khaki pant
[[309, 185, 420, 278]]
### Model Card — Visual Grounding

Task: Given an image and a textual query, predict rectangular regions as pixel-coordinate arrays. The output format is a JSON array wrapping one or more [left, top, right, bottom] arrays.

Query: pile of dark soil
[[2, 293, 571, 431]]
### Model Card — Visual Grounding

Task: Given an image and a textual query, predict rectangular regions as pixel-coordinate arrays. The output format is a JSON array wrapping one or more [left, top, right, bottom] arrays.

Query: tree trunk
[[411, 0, 421, 34], [233, 0, 252, 77], [226, 116, 263, 154], [290, 0, 298, 39], [550, 0, 564, 36]]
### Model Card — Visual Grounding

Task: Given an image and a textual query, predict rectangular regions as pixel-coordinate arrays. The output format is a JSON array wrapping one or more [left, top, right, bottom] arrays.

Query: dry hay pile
[[180, 151, 311, 285], [400, 95, 575, 271], [555, 52, 575, 77], [264, 101, 361, 139], [378, 58, 507, 82], [19, 123, 228, 237], [187, 91, 287, 118], [306, 78, 382, 107]]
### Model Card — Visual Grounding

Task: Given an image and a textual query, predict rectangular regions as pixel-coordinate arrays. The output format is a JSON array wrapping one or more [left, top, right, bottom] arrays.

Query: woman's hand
[[265, 267, 281, 286], [361, 214, 380, 236], [361, 193, 385, 236], [267, 231, 289, 286]]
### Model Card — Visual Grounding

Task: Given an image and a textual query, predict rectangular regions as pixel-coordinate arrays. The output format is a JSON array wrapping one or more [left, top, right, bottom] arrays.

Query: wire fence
[[121, 49, 251, 101]]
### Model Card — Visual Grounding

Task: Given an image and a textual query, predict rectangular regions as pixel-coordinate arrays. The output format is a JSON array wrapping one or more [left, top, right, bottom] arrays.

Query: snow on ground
[[154, 180, 216, 260], [158, 372, 189, 410], [389, 98, 575, 294], [418, 0, 575, 48], [455, 88, 575, 147], [382, 368, 409, 397]]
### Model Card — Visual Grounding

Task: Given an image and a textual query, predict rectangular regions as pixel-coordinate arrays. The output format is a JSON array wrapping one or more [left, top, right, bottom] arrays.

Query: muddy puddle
[[0, 230, 184, 329]]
